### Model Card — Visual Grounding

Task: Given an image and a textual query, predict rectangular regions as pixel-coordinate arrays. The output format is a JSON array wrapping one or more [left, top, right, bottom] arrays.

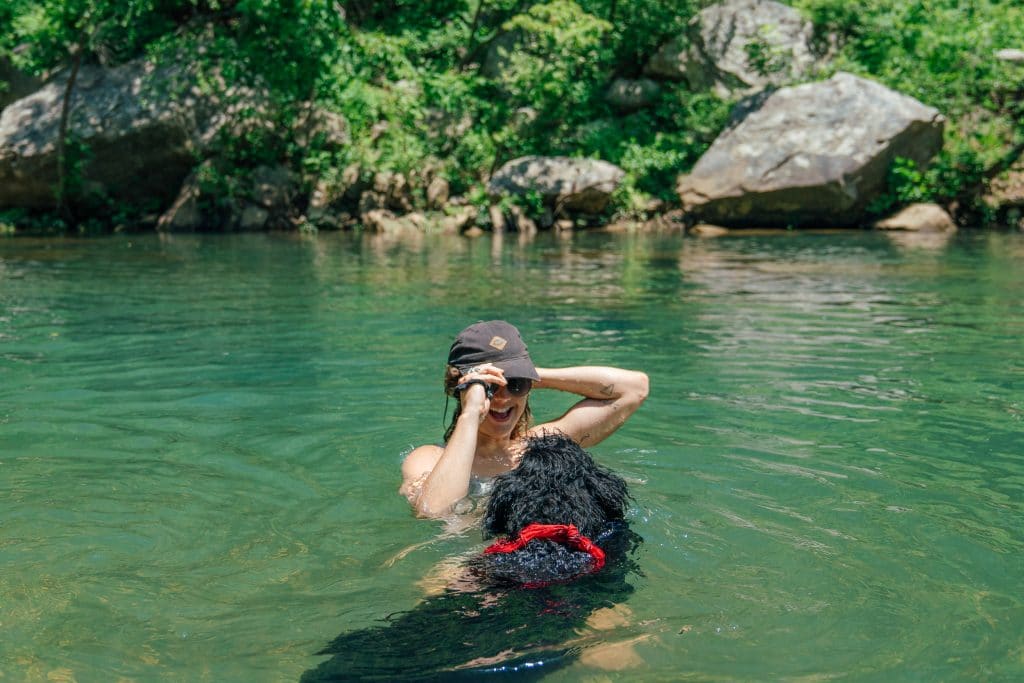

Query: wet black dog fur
[[301, 432, 640, 682], [468, 430, 632, 585]]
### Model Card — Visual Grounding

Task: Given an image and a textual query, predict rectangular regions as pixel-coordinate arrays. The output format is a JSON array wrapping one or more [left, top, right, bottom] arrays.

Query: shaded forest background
[[1, 0, 1022, 232]]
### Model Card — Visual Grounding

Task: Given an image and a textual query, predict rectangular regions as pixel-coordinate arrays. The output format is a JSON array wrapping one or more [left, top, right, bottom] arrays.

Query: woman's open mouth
[[489, 406, 514, 422]]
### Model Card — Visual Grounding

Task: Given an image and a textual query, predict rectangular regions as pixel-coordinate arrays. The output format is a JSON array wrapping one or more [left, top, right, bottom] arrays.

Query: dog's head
[[483, 431, 631, 540]]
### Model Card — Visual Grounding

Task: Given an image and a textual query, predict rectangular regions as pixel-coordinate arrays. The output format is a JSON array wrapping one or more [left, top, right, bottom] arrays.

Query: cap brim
[[494, 357, 540, 381]]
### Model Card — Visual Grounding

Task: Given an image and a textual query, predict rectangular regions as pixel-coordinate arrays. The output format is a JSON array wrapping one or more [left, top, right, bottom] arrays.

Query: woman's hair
[[443, 365, 532, 442]]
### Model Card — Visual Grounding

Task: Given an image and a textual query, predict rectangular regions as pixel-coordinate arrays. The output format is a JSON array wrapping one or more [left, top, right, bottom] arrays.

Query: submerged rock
[[690, 223, 731, 237], [677, 72, 945, 228]]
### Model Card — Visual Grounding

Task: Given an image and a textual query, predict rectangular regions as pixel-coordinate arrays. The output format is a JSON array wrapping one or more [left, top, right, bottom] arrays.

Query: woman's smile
[[488, 405, 515, 423]]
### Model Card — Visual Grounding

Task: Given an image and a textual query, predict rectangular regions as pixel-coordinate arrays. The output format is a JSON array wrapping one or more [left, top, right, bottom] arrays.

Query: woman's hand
[[402, 363, 510, 517], [456, 363, 506, 422]]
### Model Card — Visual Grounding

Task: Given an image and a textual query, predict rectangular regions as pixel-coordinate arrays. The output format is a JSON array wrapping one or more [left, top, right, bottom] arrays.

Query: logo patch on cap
[[489, 336, 508, 351]]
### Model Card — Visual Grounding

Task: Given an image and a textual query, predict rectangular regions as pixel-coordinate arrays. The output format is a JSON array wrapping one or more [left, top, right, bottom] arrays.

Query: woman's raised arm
[[400, 381, 490, 517], [531, 366, 649, 448]]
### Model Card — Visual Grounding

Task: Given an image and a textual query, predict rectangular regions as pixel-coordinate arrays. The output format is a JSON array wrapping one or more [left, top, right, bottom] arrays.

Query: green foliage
[[493, 2, 614, 155], [4, 0, 1023, 231], [576, 0, 697, 73], [867, 157, 929, 216], [744, 25, 789, 78], [572, 85, 730, 204], [0, 0, 719, 230], [0, 208, 67, 235], [2, 0, 181, 71]]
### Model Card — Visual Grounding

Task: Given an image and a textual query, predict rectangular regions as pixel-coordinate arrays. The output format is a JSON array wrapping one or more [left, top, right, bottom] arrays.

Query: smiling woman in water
[[400, 320, 649, 518]]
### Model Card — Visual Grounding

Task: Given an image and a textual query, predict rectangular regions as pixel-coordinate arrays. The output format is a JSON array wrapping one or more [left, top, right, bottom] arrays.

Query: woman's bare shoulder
[[400, 444, 445, 501], [402, 444, 443, 478]]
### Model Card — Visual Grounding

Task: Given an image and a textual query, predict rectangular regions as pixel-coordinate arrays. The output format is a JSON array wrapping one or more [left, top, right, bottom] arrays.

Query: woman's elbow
[[615, 371, 648, 417], [411, 492, 450, 519], [400, 478, 438, 518], [631, 371, 650, 406], [412, 501, 435, 519]]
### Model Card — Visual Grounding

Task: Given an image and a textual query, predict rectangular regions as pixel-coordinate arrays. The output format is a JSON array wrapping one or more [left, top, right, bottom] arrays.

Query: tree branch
[[982, 139, 1024, 180]]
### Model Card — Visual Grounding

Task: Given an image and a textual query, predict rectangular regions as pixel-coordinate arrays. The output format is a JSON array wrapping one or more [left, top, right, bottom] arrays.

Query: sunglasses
[[501, 377, 533, 397], [455, 377, 532, 399]]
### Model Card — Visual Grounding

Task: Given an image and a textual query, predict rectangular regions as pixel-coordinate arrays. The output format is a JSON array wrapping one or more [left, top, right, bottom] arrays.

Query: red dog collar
[[484, 522, 606, 570]]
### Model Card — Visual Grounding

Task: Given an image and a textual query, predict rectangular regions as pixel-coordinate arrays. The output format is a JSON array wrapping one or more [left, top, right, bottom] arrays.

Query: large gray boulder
[[645, 0, 821, 97], [488, 156, 625, 214], [0, 57, 278, 212], [0, 60, 216, 210], [677, 72, 945, 228]]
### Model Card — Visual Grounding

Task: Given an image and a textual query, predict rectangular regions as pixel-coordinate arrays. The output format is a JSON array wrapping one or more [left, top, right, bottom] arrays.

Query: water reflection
[[884, 228, 956, 251], [301, 531, 643, 682]]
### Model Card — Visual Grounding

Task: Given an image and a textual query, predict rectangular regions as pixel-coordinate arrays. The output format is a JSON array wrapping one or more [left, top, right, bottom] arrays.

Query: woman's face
[[478, 381, 530, 440]]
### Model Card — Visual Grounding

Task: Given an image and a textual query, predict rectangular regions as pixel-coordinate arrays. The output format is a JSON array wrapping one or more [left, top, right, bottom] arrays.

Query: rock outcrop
[[0, 60, 211, 210], [677, 72, 945, 228], [984, 156, 1024, 229], [644, 0, 822, 97], [488, 156, 625, 214], [0, 55, 351, 228], [157, 163, 298, 232]]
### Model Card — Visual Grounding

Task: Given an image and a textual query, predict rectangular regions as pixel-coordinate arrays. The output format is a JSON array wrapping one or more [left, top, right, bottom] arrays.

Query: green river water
[[1, 228, 1022, 682]]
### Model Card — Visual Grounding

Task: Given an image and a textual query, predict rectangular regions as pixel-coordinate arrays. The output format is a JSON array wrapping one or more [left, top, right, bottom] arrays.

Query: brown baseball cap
[[447, 320, 540, 380]]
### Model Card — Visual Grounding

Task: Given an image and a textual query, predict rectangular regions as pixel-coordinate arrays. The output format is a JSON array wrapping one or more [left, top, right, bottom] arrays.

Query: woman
[[401, 320, 649, 518]]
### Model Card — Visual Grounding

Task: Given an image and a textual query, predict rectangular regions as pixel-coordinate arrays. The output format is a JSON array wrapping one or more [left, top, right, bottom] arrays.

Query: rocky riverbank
[[2, 0, 1022, 235]]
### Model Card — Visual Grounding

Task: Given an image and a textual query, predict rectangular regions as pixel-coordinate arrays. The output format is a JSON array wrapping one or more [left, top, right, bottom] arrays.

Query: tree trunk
[[57, 47, 82, 226]]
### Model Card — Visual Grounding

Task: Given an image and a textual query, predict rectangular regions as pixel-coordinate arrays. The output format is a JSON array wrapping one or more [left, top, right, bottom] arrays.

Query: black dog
[[468, 431, 632, 587], [302, 432, 641, 682]]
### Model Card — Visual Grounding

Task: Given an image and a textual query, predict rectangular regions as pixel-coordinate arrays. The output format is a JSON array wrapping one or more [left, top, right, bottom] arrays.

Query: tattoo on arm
[[600, 383, 615, 397]]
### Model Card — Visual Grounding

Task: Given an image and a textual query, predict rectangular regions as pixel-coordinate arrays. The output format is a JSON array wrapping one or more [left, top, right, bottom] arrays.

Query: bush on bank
[[1, 0, 1022, 233]]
